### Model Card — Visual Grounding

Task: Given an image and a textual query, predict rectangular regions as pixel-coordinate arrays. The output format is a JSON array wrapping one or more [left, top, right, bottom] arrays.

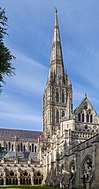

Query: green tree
[[0, 7, 15, 93]]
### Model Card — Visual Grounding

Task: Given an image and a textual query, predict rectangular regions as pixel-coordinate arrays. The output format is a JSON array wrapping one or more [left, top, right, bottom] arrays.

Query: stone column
[[4, 177, 6, 185], [17, 170, 20, 185], [26, 141, 28, 151], [3, 171, 6, 185], [18, 177, 20, 185], [31, 172, 34, 185], [75, 152, 81, 188], [14, 141, 16, 152]]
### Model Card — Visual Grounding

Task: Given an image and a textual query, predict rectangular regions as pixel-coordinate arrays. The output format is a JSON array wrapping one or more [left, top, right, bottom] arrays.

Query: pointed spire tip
[[55, 7, 57, 14], [85, 93, 87, 97]]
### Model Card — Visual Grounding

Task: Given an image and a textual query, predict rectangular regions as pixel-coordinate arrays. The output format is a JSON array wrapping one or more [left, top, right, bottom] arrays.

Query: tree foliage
[[0, 7, 15, 92]]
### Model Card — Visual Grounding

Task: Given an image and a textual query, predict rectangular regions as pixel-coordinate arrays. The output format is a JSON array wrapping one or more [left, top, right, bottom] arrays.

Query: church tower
[[43, 10, 73, 137]]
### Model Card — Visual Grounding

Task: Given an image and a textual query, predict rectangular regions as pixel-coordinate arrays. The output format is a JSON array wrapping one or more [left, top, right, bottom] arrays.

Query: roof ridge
[[0, 127, 42, 133]]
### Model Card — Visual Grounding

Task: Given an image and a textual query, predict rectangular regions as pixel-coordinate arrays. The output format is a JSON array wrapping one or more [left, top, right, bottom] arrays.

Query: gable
[[74, 96, 99, 125], [74, 96, 97, 116]]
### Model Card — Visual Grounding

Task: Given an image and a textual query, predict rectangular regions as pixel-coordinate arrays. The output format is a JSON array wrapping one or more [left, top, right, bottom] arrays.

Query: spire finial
[[85, 93, 87, 97], [55, 7, 57, 14], [48, 7, 65, 83]]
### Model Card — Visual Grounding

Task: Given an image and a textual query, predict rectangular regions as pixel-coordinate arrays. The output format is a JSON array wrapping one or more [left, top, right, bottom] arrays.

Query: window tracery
[[81, 156, 92, 187]]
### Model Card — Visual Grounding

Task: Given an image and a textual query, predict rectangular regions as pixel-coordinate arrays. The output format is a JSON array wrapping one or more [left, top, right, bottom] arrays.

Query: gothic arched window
[[29, 145, 31, 152], [82, 113, 84, 122], [86, 114, 89, 122], [35, 146, 37, 153], [12, 144, 13, 151], [62, 89, 64, 103], [78, 113, 81, 122], [18, 144, 20, 152], [52, 88, 55, 102], [8, 142, 11, 151], [32, 143, 34, 152], [82, 156, 92, 185], [23, 145, 25, 152], [90, 114, 93, 123], [20, 143, 23, 151], [56, 110, 59, 123], [62, 111, 65, 117], [56, 89, 59, 102]]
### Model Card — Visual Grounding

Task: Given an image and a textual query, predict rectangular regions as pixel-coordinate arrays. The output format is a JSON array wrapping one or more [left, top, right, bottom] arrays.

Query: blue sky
[[0, 0, 99, 131]]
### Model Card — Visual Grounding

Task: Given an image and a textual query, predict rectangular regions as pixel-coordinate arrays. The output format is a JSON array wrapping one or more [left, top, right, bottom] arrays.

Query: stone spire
[[48, 9, 65, 84], [43, 10, 72, 138]]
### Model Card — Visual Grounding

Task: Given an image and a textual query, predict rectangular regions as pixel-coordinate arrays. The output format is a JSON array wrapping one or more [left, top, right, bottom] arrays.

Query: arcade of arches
[[0, 169, 43, 185]]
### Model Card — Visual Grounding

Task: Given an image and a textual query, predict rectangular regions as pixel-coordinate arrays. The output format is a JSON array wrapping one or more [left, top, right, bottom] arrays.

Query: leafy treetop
[[0, 7, 15, 93]]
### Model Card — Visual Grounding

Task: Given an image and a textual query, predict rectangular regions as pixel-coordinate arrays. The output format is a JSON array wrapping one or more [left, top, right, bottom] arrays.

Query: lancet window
[[62, 89, 64, 103], [86, 114, 89, 122], [56, 89, 59, 102], [32, 143, 34, 152], [62, 110, 65, 117], [78, 113, 81, 122], [82, 113, 84, 122], [56, 110, 59, 123], [90, 114, 93, 123]]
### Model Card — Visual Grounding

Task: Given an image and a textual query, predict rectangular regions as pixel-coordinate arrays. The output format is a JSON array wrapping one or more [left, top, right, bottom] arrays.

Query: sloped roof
[[4, 152, 16, 158], [0, 128, 43, 140], [3, 151, 37, 159], [29, 152, 37, 159]]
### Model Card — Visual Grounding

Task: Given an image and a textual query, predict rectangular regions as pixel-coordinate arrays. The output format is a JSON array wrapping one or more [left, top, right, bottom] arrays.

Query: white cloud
[[3, 50, 48, 96], [0, 112, 42, 124], [0, 97, 34, 114], [0, 51, 45, 127], [0, 97, 42, 129]]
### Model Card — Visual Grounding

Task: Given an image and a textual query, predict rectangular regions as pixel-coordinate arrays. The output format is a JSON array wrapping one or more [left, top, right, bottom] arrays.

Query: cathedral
[[0, 10, 99, 189]]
